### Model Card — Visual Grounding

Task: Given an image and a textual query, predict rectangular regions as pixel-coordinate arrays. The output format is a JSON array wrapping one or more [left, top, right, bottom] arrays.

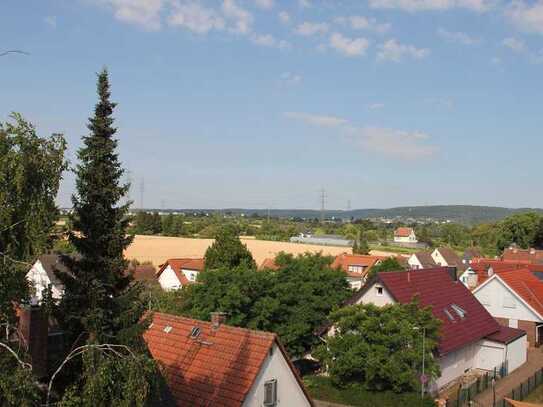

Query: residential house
[[459, 259, 543, 290], [463, 248, 482, 265], [331, 253, 385, 290], [348, 267, 527, 390], [126, 263, 157, 283], [431, 247, 466, 271], [144, 312, 314, 407], [26, 254, 73, 303], [156, 258, 205, 291], [393, 227, 417, 243], [408, 251, 436, 270], [473, 268, 543, 347], [502, 247, 543, 264]]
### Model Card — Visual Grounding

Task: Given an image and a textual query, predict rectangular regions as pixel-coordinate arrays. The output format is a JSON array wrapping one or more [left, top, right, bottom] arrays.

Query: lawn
[[525, 383, 543, 402], [303, 375, 435, 407]]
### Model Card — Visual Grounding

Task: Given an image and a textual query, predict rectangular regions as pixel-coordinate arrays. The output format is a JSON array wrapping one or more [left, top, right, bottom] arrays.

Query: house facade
[[393, 227, 417, 243], [408, 251, 436, 270], [156, 258, 204, 291], [331, 253, 385, 289], [349, 268, 527, 391], [473, 269, 543, 347], [26, 255, 71, 303], [144, 312, 314, 407]]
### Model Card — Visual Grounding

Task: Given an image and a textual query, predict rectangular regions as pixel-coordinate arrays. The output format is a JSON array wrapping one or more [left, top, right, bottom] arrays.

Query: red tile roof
[[157, 258, 205, 286], [502, 248, 543, 264], [143, 312, 313, 407], [260, 258, 280, 271], [374, 268, 500, 356], [331, 253, 386, 278], [496, 269, 543, 319], [394, 227, 414, 237], [485, 325, 526, 345], [129, 264, 157, 281], [467, 259, 543, 288]]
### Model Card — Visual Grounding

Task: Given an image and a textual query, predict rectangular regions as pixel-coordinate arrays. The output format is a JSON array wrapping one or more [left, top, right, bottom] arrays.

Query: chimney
[[407, 270, 411, 283], [211, 312, 226, 329], [447, 266, 458, 281], [18, 305, 48, 378], [530, 248, 536, 255]]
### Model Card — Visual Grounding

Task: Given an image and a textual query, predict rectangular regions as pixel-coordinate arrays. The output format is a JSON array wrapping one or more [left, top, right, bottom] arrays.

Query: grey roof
[[437, 247, 467, 271], [37, 254, 76, 286], [413, 251, 437, 268]]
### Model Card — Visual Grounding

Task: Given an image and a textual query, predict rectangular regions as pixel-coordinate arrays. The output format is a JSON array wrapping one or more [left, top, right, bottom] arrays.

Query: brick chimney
[[211, 312, 226, 329], [19, 305, 48, 378]]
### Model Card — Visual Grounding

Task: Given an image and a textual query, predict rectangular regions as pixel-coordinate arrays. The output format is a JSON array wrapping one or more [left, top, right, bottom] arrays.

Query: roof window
[[164, 325, 172, 333], [444, 308, 455, 322], [451, 304, 467, 319], [190, 326, 201, 339]]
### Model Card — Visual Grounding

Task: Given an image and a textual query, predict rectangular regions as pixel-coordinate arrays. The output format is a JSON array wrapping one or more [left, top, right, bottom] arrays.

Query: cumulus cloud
[[278, 11, 290, 24], [295, 21, 329, 36], [168, 1, 225, 34], [368, 0, 493, 12], [334, 16, 391, 33], [437, 28, 481, 45], [251, 34, 290, 49], [377, 39, 430, 62], [284, 112, 348, 128], [98, 0, 163, 30], [354, 127, 437, 159], [329, 32, 370, 57], [222, 0, 253, 34], [506, 0, 543, 35]]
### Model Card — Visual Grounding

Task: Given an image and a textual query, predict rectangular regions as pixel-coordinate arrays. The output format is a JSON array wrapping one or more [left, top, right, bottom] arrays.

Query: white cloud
[[278, 11, 290, 24], [279, 72, 302, 85], [168, 2, 225, 34], [295, 21, 329, 36], [251, 34, 290, 49], [329, 32, 370, 57], [222, 0, 253, 34], [44, 16, 57, 28], [368, 0, 493, 12], [377, 39, 429, 62], [284, 112, 348, 128], [299, 0, 311, 8], [355, 127, 437, 159], [334, 16, 391, 33], [506, 0, 543, 35], [368, 103, 385, 109], [254, 0, 274, 10], [502, 37, 526, 52], [98, 0, 163, 30], [437, 28, 481, 45]]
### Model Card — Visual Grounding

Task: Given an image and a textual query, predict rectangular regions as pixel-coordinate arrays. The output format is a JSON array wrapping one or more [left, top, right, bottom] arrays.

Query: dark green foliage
[[179, 252, 351, 357], [304, 375, 435, 407], [0, 352, 40, 406], [495, 212, 543, 251], [366, 257, 405, 280], [314, 300, 441, 393], [0, 113, 67, 323], [534, 218, 543, 250], [204, 225, 256, 270], [132, 212, 162, 235], [353, 232, 370, 255], [56, 69, 137, 344]]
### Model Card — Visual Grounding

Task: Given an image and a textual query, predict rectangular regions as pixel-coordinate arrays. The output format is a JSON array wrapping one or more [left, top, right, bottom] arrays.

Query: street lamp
[[413, 326, 426, 400]]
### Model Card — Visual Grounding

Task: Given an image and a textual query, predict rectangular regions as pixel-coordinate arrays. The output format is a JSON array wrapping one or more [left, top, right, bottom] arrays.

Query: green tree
[[366, 257, 405, 280], [353, 232, 370, 255], [204, 225, 256, 270], [495, 212, 542, 252], [533, 218, 543, 250], [315, 300, 441, 393], [55, 70, 160, 405]]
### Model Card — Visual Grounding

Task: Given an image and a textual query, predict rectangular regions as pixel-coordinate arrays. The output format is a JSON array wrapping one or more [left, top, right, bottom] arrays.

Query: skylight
[[190, 326, 201, 339], [164, 325, 172, 333], [451, 304, 467, 319], [444, 309, 455, 322]]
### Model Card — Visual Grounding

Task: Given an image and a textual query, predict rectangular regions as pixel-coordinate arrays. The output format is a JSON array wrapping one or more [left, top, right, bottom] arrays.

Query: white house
[[156, 258, 205, 291], [394, 227, 417, 243], [347, 267, 527, 391], [331, 253, 385, 290], [26, 255, 72, 303], [408, 251, 436, 270], [473, 268, 543, 347], [144, 312, 314, 407]]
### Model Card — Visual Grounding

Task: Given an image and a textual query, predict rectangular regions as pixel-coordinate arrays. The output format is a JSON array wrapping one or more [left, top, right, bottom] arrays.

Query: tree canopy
[[315, 300, 441, 393], [204, 225, 256, 270], [366, 257, 405, 280], [495, 212, 543, 252]]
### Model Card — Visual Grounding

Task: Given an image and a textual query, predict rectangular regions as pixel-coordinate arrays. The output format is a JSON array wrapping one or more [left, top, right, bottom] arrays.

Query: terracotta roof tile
[[394, 227, 414, 237], [485, 325, 526, 344], [502, 248, 543, 264], [497, 269, 543, 318], [156, 258, 205, 286], [144, 313, 313, 406], [331, 253, 386, 278]]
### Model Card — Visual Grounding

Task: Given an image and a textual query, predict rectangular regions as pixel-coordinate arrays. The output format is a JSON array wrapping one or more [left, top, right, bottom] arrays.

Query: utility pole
[[320, 188, 326, 223]]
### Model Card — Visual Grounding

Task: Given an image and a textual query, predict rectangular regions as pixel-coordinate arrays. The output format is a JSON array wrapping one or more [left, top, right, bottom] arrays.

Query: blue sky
[[1, 0, 542, 210]]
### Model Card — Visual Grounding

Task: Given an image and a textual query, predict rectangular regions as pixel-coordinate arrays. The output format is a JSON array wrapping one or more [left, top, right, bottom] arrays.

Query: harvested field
[[125, 235, 361, 267]]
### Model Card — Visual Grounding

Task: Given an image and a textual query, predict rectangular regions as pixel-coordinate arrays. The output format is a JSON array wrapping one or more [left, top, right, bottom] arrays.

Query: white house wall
[[437, 343, 478, 389], [181, 268, 199, 283], [474, 278, 541, 323], [243, 343, 311, 407], [408, 255, 423, 270], [506, 336, 528, 373], [355, 283, 395, 307], [26, 261, 64, 302], [431, 250, 448, 267], [475, 340, 505, 371], [158, 265, 182, 291]]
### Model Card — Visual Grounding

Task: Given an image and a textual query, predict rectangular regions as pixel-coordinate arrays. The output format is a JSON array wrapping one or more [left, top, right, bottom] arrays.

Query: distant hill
[[146, 205, 543, 225]]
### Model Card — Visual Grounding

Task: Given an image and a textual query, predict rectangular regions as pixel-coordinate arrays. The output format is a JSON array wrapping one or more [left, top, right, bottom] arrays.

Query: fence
[[446, 361, 509, 407], [494, 367, 543, 407]]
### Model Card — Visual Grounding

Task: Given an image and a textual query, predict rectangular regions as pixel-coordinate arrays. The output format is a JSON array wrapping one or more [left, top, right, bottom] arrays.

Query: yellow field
[[125, 235, 357, 267]]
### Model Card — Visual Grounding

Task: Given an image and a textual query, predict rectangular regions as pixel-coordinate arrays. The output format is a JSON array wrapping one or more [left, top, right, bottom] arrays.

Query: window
[[503, 293, 516, 309], [189, 327, 201, 339], [348, 265, 364, 274], [376, 286, 384, 296], [444, 309, 455, 322], [189, 272, 196, 281], [451, 304, 467, 319], [263, 379, 277, 406]]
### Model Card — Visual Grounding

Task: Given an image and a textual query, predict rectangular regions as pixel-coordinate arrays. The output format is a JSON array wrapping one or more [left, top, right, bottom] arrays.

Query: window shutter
[[264, 379, 277, 406]]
